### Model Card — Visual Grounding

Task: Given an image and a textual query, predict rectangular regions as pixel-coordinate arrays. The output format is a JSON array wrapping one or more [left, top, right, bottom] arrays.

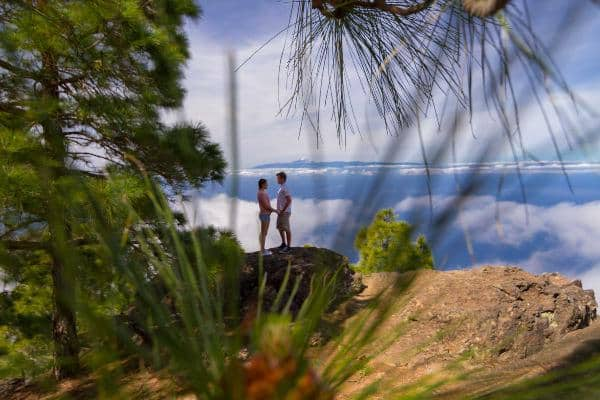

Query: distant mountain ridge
[[251, 159, 600, 172], [253, 159, 421, 169]]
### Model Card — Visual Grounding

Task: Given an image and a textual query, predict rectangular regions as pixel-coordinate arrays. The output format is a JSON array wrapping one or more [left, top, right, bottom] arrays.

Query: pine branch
[[312, 0, 435, 17], [68, 151, 126, 167], [0, 240, 48, 250], [0, 59, 18, 73], [351, 0, 435, 16], [0, 58, 33, 77], [0, 238, 93, 251]]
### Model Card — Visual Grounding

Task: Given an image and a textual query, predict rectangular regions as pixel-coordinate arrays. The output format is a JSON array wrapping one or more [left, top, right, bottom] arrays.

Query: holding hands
[[257, 173, 292, 256]]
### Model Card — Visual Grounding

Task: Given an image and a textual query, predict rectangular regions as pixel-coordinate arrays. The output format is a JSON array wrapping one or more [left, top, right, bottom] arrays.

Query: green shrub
[[354, 209, 434, 273]]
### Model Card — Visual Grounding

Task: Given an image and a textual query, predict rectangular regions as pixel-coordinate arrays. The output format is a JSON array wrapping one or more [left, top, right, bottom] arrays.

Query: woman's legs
[[259, 218, 270, 252]]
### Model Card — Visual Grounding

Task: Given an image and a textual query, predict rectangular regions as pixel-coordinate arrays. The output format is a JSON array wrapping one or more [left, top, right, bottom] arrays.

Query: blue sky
[[166, 1, 600, 167]]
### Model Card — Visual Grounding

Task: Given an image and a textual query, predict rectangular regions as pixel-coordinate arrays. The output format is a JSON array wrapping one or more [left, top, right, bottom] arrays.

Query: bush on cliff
[[354, 209, 434, 273]]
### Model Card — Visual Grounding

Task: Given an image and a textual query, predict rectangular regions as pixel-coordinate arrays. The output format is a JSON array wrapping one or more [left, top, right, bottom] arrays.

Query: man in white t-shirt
[[275, 171, 292, 253]]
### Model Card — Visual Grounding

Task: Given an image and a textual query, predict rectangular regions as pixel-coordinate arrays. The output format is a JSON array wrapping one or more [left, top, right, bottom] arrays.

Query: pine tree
[[354, 209, 434, 273], [0, 1, 225, 379]]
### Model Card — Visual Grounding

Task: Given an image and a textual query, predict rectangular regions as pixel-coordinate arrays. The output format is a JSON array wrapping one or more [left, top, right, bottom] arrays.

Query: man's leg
[[276, 214, 286, 248], [285, 215, 292, 248], [278, 229, 286, 246]]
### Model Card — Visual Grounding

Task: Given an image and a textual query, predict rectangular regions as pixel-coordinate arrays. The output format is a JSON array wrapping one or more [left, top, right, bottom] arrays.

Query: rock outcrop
[[240, 247, 363, 316], [338, 266, 598, 398], [116, 247, 361, 348], [393, 266, 596, 360]]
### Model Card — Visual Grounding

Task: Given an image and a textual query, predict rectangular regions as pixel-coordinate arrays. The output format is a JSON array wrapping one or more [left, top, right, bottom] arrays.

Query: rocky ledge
[[240, 251, 597, 361], [240, 246, 363, 316], [338, 267, 598, 398], [368, 266, 597, 363]]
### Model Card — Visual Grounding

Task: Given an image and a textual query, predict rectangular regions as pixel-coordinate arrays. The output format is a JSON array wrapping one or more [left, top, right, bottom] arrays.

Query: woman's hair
[[258, 178, 267, 189]]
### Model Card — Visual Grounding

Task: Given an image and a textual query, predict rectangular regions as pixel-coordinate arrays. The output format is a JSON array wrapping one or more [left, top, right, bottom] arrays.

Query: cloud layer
[[174, 188, 600, 298], [396, 195, 600, 295]]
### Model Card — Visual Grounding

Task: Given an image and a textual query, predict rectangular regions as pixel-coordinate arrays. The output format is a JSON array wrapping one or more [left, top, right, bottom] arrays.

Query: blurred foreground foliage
[[477, 353, 600, 400], [49, 178, 403, 399], [0, 219, 244, 381]]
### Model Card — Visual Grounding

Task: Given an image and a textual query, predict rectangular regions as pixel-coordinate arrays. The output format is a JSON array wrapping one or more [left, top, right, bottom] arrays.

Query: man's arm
[[281, 194, 292, 213]]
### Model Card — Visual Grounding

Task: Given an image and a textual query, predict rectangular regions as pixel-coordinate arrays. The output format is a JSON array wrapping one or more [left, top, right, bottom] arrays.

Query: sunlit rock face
[[384, 266, 596, 361]]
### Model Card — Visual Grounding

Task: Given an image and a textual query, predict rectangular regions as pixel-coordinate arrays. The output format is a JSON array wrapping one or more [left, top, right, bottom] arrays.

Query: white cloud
[[174, 194, 353, 252], [162, 20, 600, 168], [580, 264, 600, 295], [395, 195, 600, 296]]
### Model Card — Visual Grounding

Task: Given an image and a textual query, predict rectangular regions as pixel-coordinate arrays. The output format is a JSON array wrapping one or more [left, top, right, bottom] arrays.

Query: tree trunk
[[40, 46, 81, 379], [51, 256, 80, 380], [44, 129, 81, 379]]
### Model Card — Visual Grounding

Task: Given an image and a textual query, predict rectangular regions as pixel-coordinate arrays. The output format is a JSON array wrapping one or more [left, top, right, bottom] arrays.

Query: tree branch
[[0, 58, 19, 73], [69, 168, 107, 179], [0, 238, 94, 251], [0, 58, 34, 77], [0, 240, 49, 251], [312, 0, 435, 18], [0, 101, 24, 114], [0, 219, 44, 240], [68, 151, 127, 168], [355, 0, 435, 16]]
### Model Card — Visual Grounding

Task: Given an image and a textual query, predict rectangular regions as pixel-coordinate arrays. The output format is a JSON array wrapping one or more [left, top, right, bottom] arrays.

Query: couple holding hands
[[257, 171, 292, 256]]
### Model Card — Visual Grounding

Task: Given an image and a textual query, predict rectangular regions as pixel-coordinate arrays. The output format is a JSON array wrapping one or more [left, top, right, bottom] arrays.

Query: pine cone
[[462, 0, 511, 17], [243, 354, 334, 400]]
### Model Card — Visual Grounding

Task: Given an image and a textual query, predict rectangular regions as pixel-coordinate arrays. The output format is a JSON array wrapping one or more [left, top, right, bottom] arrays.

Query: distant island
[[250, 159, 600, 173]]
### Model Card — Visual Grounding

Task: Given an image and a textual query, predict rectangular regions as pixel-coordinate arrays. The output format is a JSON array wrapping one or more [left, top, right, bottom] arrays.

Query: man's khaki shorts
[[276, 212, 291, 231]]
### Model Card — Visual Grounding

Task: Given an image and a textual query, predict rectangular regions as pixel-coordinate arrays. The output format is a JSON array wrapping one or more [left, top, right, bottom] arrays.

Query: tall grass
[[62, 167, 417, 399]]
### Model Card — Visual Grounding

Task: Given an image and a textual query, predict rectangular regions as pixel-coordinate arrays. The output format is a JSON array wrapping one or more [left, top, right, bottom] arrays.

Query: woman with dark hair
[[257, 178, 277, 256]]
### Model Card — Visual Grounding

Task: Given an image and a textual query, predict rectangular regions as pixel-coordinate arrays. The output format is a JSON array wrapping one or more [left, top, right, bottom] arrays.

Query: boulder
[[117, 247, 363, 347], [240, 247, 363, 316]]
